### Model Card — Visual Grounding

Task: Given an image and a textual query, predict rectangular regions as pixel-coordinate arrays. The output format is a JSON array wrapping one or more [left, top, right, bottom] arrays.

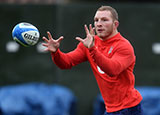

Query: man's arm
[[89, 42, 135, 77], [42, 31, 87, 69], [51, 43, 87, 69]]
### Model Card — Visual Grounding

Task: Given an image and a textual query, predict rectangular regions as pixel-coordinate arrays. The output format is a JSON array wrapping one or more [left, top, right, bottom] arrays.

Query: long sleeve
[[51, 43, 87, 69], [89, 40, 135, 77]]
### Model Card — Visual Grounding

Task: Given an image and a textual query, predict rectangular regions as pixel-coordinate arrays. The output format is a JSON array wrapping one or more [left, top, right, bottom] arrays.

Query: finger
[[91, 27, 95, 36], [44, 48, 49, 52], [56, 36, 64, 43], [76, 37, 84, 43], [42, 43, 48, 47], [89, 24, 93, 31], [84, 24, 90, 35], [89, 24, 95, 35], [92, 27, 95, 33], [42, 37, 49, 42], [47, 31, 53, 40]]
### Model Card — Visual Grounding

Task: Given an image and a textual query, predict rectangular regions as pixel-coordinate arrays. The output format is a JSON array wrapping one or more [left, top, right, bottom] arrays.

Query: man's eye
[[102, 19, 108, 21], [94, 19, 98, 22]]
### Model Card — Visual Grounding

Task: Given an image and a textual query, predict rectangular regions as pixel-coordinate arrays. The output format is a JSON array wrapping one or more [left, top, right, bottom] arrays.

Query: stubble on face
[[94, 11, 117, 40]]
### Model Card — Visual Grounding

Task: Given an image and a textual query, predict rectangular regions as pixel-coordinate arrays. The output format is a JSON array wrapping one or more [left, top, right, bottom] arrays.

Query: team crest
[[108, 46, 113, 54]]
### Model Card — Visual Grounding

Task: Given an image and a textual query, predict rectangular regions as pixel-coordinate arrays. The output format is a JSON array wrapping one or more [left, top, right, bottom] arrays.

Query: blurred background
[[1, 0, 160, 115]]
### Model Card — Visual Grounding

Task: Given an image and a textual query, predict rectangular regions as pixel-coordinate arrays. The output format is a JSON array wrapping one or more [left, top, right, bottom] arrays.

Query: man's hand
[[76, 24, 95, 48], [42, 31, 63, 52]]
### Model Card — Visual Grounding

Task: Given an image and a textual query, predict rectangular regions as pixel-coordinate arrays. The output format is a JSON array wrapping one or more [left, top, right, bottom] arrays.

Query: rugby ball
[[12, 22, 40, 47]]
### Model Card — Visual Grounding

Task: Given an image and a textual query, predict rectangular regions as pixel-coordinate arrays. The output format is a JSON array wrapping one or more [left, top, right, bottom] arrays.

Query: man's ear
[[114, 20, 119, 29]]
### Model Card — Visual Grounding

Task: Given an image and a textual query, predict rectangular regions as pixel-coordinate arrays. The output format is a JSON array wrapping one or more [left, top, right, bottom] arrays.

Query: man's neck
[[101, 30, 118, 41]]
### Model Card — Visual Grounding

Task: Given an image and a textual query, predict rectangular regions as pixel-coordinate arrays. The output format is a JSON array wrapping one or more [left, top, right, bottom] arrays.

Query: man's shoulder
[[118, 34, 133, 47]]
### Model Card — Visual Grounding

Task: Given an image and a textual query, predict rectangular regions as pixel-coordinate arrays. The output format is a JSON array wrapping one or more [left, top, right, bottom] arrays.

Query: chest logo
[[108, 46, 113, 54]]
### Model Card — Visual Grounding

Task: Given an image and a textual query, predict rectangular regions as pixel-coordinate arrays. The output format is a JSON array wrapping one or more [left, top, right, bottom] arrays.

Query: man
[[42, 6, 143, 115]]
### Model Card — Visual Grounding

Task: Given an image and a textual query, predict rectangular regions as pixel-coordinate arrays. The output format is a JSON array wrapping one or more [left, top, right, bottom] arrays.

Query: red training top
[[51, 32, 142, 112]]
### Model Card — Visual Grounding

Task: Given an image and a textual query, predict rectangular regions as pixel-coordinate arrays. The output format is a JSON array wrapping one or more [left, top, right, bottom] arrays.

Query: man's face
[[94, 10, 117, 40]]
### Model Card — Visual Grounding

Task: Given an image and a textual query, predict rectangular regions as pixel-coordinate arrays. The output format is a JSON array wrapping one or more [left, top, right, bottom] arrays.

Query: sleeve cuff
[[88, 46, 96, 52], [51, 49, 60, 56], [88, 46, 97, 58]]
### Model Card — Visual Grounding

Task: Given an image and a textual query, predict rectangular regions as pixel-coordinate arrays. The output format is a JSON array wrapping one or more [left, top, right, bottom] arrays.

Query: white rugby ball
[[12, 22, 40, 47]]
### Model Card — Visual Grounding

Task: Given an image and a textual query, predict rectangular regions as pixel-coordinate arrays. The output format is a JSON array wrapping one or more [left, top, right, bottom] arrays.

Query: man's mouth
[[97, 29, 104, 33]]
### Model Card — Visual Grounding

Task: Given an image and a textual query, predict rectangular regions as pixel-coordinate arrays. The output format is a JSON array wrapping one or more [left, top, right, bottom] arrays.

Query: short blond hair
[[97, 6, 118, 21]]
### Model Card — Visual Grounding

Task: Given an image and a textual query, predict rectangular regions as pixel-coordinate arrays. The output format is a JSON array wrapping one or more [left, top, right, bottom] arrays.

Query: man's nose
[[97, 21, 102, 27]]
